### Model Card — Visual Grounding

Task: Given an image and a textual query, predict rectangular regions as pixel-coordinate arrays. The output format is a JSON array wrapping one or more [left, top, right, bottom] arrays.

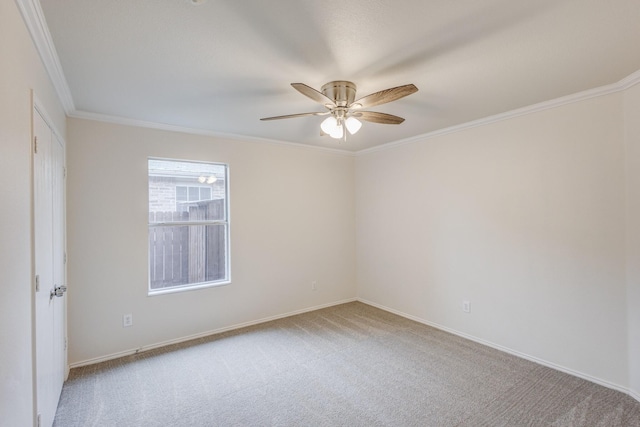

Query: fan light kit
[[261, 81, 418, 141], [198, 175, 217, 184]]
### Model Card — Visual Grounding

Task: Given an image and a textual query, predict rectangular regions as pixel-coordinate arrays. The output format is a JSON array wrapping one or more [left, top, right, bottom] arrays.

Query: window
[[148, 158, 229, 294], [175, 185, 212, 212]]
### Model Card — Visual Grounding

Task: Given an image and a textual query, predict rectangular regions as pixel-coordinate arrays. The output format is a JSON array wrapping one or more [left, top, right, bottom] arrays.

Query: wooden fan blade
[[350, 84, 418, 109], [260, 111, 329, 121], [291, 83, 336, 107], [353, 111, 405, 124]]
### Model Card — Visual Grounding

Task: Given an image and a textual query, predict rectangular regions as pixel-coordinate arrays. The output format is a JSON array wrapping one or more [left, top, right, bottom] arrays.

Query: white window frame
[[148, 158, 231, 295]]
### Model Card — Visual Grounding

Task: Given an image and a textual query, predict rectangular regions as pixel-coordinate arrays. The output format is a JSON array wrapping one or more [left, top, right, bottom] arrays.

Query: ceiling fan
[[260, 81, 418, 140]]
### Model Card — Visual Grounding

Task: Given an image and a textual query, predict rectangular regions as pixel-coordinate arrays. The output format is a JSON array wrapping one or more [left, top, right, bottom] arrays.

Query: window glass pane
[[148, 224, 227, 290], [200, 187, 211, 201], [148, 159, 226, 222], [176, 186, 187, 202], [188, 186, 199, 201]]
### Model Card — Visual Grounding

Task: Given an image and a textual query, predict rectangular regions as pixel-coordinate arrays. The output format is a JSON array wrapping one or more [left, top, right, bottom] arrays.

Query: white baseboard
[[66, 296, 640, 405], [357, 298, 640, 404], [69, 298, 357, 369]]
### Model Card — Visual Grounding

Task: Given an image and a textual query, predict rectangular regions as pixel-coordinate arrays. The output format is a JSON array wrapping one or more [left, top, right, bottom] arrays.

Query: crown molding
[[17, 0, 349, 156], [357, 68, 640, 156], [69, 110, 355, 157], [618, 68, 640, 90], [15, 0, 75, 114], [19, 0, 639, 158], [61, 69, 640, 158]]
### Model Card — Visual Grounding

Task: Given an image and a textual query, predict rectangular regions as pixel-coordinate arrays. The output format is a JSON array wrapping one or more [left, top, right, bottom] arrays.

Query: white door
[[34, 107, 66, 427], [52, 133, 66, 401]]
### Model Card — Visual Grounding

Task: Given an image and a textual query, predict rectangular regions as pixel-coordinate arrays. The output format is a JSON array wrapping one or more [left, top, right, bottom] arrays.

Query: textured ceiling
[[39, 0, 640, 152]]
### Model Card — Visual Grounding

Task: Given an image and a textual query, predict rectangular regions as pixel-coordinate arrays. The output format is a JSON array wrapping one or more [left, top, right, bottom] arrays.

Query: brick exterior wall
[[149, 176, 226, 213], [148, 159, 227, 214]]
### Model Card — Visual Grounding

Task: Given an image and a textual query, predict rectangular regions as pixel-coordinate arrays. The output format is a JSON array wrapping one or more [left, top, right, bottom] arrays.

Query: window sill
[[148, 280, 231, 297]]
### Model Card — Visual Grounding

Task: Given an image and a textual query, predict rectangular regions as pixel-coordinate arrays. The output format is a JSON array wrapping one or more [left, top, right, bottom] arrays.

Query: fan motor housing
[[321, 81, 357, 107]]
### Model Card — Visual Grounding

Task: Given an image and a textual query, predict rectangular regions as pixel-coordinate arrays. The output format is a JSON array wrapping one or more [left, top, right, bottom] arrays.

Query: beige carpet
[[54, 302, 640, 426]]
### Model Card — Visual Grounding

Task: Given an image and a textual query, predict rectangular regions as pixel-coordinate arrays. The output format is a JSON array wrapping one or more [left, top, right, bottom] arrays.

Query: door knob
[[50, 285, 67, 299]]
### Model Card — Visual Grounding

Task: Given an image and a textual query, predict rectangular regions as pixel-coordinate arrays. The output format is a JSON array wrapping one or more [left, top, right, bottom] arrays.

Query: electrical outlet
[[462, 301, 470, 313], [311, 281, 317, 291], [123, 314, 133, 327]]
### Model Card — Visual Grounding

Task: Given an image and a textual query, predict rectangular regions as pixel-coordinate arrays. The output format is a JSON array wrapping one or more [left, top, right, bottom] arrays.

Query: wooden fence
[[149, 199, 226, 289]]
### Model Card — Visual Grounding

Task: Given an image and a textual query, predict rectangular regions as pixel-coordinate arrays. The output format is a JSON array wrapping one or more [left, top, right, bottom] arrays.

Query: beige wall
[[6, 0, 640, 413], [65, 118, 356, 364], [624, 83, 640, 398], [0, 1, 67, 425], [355, 93, 630, 388]]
